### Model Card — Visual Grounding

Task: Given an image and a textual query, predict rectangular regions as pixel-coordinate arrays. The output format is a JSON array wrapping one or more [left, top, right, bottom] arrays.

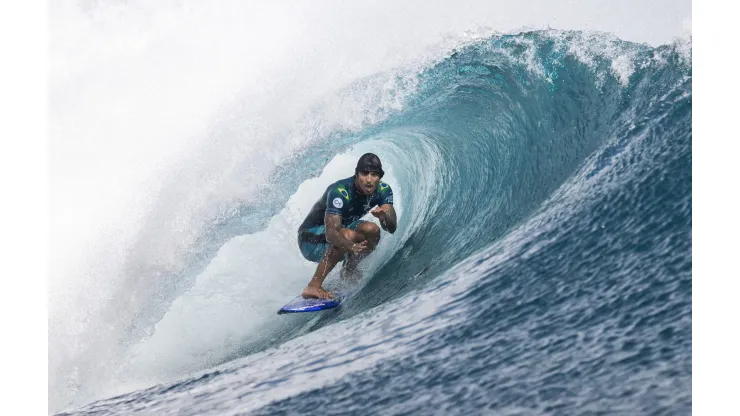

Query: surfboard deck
[[277, 293, 344, 315]]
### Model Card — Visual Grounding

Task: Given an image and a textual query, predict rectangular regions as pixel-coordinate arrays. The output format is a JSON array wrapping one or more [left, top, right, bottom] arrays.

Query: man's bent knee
[[357, 223, 380, 248], [339, 228, 365, 243], [357, 221, 380, 237]]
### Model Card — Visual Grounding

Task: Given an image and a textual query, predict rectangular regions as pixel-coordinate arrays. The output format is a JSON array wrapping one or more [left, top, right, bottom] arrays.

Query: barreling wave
[[54, 29, 692, 415], [288, 29, 691, 318]]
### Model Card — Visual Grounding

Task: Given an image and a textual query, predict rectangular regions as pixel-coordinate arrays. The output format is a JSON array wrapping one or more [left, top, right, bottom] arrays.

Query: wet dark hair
[[355, 153, 384, 178]]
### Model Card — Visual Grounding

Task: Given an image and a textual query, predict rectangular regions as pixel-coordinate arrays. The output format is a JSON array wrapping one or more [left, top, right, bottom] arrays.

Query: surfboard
[[277, 294, 344, 315]]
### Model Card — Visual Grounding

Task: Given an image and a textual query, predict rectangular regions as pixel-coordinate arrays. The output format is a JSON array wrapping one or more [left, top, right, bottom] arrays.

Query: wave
[[50, 28, 691, 414]]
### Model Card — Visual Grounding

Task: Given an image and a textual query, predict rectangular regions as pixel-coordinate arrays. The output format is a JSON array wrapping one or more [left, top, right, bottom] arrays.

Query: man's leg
[[302, 228, 368, 299], [341, 222, 381, 280]]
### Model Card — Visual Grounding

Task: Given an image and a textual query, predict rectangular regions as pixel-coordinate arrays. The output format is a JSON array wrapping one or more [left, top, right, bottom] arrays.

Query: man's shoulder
[[374, 180, 393, 205], [326, 177, 354, 200], [378, 181, 392, 194]]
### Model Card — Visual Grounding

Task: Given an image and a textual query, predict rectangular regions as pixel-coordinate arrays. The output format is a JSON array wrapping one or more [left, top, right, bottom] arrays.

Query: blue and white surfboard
[[277, 294, 344, 314]]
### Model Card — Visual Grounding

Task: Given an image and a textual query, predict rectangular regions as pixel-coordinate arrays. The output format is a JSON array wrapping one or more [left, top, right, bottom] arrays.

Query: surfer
[[297, 153, 397, 299]]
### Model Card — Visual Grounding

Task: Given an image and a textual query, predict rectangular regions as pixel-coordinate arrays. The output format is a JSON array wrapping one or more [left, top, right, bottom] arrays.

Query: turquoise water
[[57, 30, 691, 415]]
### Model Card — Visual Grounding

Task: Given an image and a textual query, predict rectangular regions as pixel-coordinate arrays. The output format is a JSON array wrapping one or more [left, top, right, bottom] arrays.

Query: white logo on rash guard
[[333, 197, 343, 208]]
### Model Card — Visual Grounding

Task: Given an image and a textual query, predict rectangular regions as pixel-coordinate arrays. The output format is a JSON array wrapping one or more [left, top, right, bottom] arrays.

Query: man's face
[[355, 170, 381, 195]]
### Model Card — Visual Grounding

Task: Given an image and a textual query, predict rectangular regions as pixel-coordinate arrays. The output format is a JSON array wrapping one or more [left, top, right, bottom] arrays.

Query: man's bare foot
[[301, 284, 334, 299]]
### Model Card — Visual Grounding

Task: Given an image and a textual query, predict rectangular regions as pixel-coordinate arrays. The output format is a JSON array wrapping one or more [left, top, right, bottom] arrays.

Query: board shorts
[[297, 219, 368, 263]]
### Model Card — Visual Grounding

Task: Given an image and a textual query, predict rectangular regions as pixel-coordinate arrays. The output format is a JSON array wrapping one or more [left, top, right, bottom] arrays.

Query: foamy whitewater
[[49, 1, 691, 414]]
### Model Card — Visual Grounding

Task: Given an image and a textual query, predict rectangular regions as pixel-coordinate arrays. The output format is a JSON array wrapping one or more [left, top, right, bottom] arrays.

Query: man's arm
[[325, 213, 359, 250], [374, 204, 397, 234]]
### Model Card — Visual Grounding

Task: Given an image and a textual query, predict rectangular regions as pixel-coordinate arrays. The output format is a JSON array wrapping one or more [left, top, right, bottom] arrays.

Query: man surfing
[[297, 153, 397, 299]]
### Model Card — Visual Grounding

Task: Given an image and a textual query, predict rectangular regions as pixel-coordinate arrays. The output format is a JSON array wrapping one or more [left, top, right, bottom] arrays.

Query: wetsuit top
[[298, 176, 394, 232]]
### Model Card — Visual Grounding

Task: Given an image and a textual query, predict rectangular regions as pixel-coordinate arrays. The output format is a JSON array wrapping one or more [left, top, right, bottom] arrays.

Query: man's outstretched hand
[[371, 206, 389, 219]]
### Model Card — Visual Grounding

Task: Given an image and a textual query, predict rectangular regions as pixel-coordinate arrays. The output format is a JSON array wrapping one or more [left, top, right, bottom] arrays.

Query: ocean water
[[49, 3, 691, 415]]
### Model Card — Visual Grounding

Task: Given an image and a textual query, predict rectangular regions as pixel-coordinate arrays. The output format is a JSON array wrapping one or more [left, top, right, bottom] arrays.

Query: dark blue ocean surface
[[57, 30, 691, 415]]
